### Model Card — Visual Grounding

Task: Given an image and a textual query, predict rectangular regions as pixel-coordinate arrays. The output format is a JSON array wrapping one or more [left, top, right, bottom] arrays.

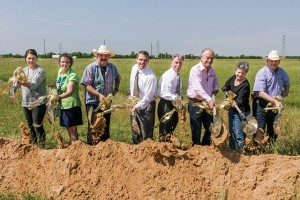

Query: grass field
[[1, 57, 300, 155]]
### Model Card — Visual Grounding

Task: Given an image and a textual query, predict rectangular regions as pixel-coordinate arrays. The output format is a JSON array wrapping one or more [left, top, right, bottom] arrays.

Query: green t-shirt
[[57, 68, 82, 109]]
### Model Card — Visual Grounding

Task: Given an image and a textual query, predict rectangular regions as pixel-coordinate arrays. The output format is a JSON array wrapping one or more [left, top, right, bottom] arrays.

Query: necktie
[[176, 75, 181, 95], [133, 70, 139, 97]]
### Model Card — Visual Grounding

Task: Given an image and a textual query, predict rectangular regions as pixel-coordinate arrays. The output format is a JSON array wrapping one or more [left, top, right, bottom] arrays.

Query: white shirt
[[130, 64, 157, 110], [157, 67, 182, 101]]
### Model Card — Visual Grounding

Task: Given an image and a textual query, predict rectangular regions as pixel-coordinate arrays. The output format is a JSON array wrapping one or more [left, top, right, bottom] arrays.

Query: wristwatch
[[114, 88, 119, 92]]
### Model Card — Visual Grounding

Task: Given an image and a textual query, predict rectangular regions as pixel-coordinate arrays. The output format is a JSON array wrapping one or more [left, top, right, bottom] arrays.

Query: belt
[[188, 97, 203, 102], [160, 98, 172, 102]]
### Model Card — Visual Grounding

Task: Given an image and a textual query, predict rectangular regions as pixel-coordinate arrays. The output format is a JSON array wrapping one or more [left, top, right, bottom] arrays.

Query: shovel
[[273, 105, 282, 132], [234, 104, 258, 135], [210, 94, 222, 137]]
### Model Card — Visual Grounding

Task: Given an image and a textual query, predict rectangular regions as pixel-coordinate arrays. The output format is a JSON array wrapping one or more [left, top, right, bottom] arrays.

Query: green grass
[[1, 58, 300, 155], [0, 193, 47, 200]]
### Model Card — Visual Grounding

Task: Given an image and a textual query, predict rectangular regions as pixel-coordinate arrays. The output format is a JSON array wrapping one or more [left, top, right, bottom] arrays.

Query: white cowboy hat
[[92, 45, 116, 57], [262, 50, 285, 61]]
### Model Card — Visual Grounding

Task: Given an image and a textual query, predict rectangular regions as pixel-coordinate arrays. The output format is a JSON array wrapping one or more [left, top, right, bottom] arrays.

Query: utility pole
[[156, 40, 160, 58], [43, 38, 46, 55], [150, 42, 153, 58], [281, 35, 286, 56]]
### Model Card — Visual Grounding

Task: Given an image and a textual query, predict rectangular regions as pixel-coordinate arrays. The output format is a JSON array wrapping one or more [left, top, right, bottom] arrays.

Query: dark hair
[[58, 53, 74, 67], [172, 54, 185, 61], [24, 49, 38, 61], [137, 50, 150, 59]]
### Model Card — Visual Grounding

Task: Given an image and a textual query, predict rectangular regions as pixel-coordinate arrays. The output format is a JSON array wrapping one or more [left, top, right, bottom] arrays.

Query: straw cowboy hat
[[92, 45, 116, 57], [262, 50, 285, 61]]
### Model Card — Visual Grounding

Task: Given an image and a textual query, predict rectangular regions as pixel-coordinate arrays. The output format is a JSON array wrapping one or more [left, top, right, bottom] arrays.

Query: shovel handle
[[234, 104, 246, 120], [212, 94, 216, 116]]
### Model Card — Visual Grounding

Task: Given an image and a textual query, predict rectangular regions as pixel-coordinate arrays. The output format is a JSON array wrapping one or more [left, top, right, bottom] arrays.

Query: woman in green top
[[57, 53, 83, 143]]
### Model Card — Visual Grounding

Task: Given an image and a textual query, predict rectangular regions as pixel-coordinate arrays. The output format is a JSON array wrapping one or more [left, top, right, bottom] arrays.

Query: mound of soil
[[0, 137, 300, 199]]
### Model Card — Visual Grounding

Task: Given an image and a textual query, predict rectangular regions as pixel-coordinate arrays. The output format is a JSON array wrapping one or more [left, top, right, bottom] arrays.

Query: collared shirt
[[129, 64, 156, 110], [253, 66, 290, 96], [157, 67, 182, 101], [57, 67, 82, 109], [186, 62, 218, 102], [81, 61, 121, 104], [21, 65, 46, 107]]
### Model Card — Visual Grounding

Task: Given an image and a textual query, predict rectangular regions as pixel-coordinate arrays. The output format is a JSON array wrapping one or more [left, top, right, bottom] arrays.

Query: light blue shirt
[[253, 66, 290, 96]]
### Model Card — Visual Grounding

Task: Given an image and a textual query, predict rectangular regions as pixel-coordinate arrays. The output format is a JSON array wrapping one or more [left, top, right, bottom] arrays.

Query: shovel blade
[[273, 113, 281, 133], [245, 114, 253, 122], [210, 121, 222, 137], [243, 118, 258, 135]]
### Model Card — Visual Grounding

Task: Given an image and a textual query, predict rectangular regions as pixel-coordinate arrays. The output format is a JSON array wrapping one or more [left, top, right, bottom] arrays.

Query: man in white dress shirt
[[129, 51, 157, 144], [157, 54, 184, 142]]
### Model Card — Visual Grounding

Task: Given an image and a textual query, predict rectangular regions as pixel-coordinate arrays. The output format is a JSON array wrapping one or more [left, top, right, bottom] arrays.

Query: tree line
[[1, 52, 300, 59]]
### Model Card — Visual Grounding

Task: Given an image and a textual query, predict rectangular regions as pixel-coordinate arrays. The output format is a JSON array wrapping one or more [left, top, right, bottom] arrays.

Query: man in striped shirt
[[81, 45, 121, 145]]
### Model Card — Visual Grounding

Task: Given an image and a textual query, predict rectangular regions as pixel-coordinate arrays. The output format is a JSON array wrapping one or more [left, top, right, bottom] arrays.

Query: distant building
[[52, 55, 60, 59]]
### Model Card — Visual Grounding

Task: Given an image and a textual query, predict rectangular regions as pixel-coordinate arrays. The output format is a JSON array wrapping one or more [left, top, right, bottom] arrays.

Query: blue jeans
[[256, 103, 277, 142], [228, 110, 249, 151], [188, 101, 212, 146]]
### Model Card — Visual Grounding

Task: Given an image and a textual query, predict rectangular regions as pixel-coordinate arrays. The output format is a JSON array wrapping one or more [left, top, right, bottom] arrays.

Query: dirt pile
[[0, 137, 300, 199]]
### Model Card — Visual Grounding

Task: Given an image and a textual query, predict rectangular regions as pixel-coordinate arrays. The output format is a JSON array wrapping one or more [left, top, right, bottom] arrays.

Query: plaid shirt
[[81, 61, 121, 104]]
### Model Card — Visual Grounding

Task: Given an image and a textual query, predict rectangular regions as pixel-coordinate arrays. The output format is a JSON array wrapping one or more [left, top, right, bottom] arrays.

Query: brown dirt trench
[[0, 137, 299, 199]]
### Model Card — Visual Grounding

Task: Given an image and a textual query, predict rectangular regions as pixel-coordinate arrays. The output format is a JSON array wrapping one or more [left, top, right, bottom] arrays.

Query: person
[[81, 45, 121, 145], [157, 54, 184, 142], [129, 51, 157, 144], [222, 61, 251, 151], [253, 50, 290, 143], [56, 53, 83, 143], [186, 48, 219, 146], [18, 49, 47, 147]]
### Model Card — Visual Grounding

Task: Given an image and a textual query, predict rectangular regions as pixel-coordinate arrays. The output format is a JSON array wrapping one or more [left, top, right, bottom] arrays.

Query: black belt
[[160, 98, 172, 102], [188, 97, 203, 102]]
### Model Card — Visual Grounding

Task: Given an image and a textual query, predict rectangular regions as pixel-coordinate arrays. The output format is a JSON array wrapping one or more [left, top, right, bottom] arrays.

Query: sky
[[0, 0, 299, 56]]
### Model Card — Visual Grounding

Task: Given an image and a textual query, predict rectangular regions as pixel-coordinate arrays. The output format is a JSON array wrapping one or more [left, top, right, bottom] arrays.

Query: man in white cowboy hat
[[253, 50, 290, 143], [81, 44, 121, 145]]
